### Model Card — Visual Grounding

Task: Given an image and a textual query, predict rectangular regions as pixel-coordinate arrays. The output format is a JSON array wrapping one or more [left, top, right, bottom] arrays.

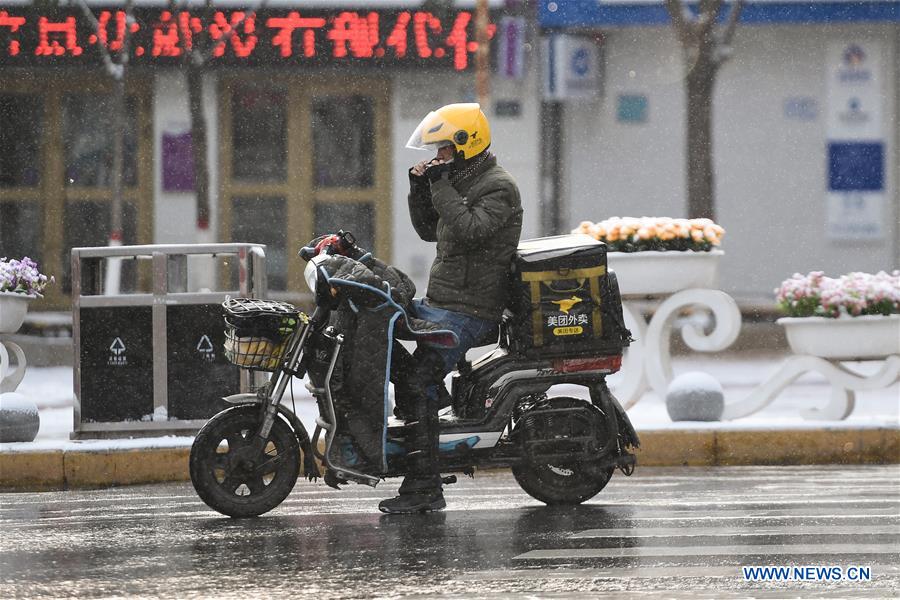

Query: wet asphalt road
[[1, 465, 899, 599]]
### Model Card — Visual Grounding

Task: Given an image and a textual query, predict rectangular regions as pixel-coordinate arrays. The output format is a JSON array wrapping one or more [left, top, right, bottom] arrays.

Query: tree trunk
[[187, 66, 211, 232], [104, 74, 127, 295], [685, 61, 717, 220], [474, 0, 490, 107]]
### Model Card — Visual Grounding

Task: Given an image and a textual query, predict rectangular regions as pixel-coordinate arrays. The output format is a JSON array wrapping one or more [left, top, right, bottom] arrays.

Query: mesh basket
[[222, 298, 303, 371]]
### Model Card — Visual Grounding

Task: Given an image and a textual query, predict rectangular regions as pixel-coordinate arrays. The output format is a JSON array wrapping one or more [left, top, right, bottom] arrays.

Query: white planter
[[608, 250, 723, 296], [779, 314, 900, 360], [0, 292, 34, 334]]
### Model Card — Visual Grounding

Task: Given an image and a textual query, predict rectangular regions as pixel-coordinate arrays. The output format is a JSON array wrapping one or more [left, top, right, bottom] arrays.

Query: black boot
[[379, 472, 444, 514], [378, 489, 445, 514], [380, 349, 446, 514]]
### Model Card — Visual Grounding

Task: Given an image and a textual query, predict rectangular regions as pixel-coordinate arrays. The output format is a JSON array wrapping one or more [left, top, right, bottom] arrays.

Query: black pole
[[540, 100, 564, 235]]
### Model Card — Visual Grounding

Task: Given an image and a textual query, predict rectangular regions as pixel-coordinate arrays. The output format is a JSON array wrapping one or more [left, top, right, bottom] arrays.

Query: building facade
[[1, 0, 897, 311], [539, 0, 900, 302], [0, 0, 541, 309]]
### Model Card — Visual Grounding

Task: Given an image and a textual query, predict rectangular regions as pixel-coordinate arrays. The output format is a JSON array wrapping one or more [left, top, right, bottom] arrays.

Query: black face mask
[[450, 149, 491, 184], [452, 148, 467, 170]]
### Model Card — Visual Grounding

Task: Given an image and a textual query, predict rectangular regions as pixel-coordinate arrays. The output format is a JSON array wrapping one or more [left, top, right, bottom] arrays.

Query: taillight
[[550, 355, 622, 374]]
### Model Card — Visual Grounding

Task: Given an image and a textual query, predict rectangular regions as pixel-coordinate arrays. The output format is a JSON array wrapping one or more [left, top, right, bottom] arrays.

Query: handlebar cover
[[298, 230, 358, 262]]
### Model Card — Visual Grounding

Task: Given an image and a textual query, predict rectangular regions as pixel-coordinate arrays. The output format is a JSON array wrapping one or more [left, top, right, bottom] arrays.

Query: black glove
[[409, 167, 429, 188], [424, 161, 452, 183], [343, 243, 368, 261], [334, 230, 367, 260]]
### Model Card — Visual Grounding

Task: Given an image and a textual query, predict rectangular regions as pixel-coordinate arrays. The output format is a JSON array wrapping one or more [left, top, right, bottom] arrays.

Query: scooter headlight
[[304, 254, 328, 293]]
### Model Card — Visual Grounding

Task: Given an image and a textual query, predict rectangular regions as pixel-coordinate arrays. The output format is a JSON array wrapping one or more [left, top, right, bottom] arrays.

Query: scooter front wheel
[[190, 405, 300, 518]]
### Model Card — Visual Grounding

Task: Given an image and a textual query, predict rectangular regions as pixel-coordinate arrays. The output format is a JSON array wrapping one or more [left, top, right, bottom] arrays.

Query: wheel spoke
[[210, 454, 230, 470], [225, 432, 247, 450], [220, 470, 245, 494], [253, 451, 286, 475], [246, 477, 267, 495]]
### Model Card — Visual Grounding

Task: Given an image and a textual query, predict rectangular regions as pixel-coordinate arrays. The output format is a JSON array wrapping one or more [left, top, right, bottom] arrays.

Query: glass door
[[0, 92, 44, 265], [0, 76, 153, 309], [219, 75, 391, 298]]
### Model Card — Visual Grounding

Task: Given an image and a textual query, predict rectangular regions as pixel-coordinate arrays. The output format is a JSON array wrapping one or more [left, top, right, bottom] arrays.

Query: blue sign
[[539, 1, 900, 28], [617, 94, 648, 123], [784, 97, 818, 121], [828, 142, 884, 191]]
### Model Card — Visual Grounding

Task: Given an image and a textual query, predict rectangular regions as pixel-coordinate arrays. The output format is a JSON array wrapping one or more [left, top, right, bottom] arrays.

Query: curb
[[1, 448, 190, 492], [1, 428, 898, 492], [636, 427, 900, 467]]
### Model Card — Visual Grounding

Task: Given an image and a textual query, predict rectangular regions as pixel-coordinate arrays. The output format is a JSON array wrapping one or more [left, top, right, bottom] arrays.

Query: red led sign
[[0, 8, 496, 69]]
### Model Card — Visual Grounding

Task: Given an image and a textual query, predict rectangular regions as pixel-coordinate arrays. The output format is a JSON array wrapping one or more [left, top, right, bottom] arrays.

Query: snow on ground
[[2, 352, 897, 452]]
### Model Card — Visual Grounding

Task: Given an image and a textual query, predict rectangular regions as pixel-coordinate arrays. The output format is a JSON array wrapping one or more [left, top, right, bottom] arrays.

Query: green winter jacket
[[408, 154, 523, 322]]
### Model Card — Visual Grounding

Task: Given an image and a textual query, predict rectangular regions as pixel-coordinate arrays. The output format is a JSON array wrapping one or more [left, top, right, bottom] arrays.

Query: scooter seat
[[393, 315, 459, 348]]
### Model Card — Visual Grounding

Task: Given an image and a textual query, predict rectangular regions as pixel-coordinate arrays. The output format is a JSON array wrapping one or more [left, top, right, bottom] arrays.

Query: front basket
[[222, 298, 303, 371]]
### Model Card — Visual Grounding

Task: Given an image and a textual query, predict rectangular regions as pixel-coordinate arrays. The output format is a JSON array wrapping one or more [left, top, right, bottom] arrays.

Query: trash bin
[[71, 244, 267, 439]]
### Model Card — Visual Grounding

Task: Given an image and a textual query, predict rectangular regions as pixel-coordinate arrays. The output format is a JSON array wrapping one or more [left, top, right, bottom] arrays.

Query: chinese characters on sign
[[0, 8, 495, 70]]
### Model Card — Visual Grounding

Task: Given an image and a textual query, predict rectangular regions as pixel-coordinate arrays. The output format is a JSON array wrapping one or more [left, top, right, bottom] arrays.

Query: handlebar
[[298, 230, 358, 261]]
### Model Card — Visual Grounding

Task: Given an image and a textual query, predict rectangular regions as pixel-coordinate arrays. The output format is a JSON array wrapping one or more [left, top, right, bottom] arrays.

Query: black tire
[[190, 405, 300, 518], [511, 397, 615, 505]]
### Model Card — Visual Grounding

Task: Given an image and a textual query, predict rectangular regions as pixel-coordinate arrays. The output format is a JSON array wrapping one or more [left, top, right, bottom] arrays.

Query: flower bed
[[775, 271, 900, 359], [572, 217, 726, 295], [0, 257, 53, 297], [572, 217, 725, 252], [775, 271, 900, 318]]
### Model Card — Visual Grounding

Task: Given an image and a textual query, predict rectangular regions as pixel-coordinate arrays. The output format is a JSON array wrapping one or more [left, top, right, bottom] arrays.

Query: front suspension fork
[[250, 312, 316, 453]]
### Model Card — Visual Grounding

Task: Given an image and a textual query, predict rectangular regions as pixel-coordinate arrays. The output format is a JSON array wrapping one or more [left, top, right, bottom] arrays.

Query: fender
[[589, 381, 640, 450], [223, 393, 320, 480]]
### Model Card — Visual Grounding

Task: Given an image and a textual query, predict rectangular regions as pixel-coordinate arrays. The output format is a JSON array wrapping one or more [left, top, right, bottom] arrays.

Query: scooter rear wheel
[[513, 460, 614, 505], [512, 396, 615, 505], [190, 405, 300, 518]]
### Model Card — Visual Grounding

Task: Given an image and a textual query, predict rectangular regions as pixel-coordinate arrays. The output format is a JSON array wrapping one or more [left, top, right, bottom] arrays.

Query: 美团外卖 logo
[[552, 296, 582, 314], [547, 314, 588, 328]]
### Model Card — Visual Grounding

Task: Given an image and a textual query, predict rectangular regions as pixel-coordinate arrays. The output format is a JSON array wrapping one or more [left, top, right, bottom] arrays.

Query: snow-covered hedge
[[0, 257, 53, 297], [776, 271, 900, 318], [572, 217, 725, 252]]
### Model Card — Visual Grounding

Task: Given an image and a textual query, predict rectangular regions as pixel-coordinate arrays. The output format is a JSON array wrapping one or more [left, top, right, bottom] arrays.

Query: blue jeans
[[409, 298, 497, 379], [396, 299, 495, 492]]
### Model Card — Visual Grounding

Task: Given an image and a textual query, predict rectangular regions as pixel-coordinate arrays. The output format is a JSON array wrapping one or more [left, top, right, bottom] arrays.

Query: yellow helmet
[[406, 103, 491, 160]]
